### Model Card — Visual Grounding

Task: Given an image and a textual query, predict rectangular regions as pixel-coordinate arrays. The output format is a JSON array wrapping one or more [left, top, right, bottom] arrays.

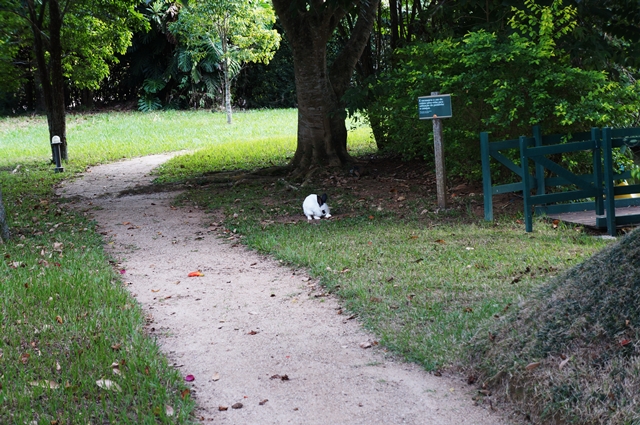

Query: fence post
[[592, 127, 603, 216], [480, 132, 493, 221], [519, 136, 533, 232], [602, 127, 616, 236], [532, 125, 545, 196]]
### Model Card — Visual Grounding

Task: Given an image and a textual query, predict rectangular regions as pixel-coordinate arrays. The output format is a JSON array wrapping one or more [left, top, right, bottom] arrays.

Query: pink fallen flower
[[185, 374, 195, 382]]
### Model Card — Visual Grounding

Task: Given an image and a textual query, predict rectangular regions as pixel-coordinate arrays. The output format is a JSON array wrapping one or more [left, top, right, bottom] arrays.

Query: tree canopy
[[0, 0, 147, 158], [170, 0, 280, 123]]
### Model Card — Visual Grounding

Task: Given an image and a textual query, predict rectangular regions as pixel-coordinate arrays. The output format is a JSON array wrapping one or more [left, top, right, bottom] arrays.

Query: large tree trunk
[[273, 0, 380, 178], [0, 187, 9, 243], [27, 0, 68, 161]]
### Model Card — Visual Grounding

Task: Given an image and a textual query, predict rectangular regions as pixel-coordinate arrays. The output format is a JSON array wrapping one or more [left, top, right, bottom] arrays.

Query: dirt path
[[56, 154, 513, 425]]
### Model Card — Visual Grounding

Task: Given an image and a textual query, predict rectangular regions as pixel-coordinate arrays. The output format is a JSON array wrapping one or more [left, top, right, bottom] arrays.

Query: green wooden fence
[[481, 126, 640, 236]]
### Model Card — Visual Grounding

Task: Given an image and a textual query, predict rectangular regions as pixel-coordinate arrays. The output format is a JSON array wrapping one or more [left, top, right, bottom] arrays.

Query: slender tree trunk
[[221, 35, 232, 124], [389, 0, 400, 50], [0, 187, 9, 243], [27, 0, 68, 161]]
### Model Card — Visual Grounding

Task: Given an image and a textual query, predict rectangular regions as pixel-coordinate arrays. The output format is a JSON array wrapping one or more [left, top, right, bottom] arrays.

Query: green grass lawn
[[0, 109, 613, 423]]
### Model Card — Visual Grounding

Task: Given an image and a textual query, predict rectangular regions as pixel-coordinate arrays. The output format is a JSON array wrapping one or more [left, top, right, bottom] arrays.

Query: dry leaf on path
[[232, 403, 243, 409], [212, 372, 220, 381], [259, 399, 268, 405], [525, 362, 541, 370]]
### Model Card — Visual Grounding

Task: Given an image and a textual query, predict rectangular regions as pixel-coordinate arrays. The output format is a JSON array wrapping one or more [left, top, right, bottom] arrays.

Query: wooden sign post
[[418, 92, 452, 209]]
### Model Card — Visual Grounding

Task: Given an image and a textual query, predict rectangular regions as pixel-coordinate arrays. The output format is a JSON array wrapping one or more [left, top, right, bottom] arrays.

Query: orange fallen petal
[[188, 271, 204, 277]]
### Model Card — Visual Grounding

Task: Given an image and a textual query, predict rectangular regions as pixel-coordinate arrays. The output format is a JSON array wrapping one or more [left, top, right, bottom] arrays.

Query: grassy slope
[[469, 227, 640, 424]]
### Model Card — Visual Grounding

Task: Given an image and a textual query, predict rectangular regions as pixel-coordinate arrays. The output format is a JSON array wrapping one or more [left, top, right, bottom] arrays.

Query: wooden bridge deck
[[546, 205, 640, 229]]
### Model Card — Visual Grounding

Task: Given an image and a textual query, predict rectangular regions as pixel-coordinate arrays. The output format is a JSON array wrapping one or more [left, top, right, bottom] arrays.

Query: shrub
[[363, 0, 640, 181]]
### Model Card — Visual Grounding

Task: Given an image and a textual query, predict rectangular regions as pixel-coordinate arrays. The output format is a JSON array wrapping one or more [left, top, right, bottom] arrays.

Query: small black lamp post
[[51, 136, 64, 173]]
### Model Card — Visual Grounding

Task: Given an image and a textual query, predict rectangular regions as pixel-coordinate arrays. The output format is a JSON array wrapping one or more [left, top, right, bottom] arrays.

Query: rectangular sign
[[418, 94, 452, 119]]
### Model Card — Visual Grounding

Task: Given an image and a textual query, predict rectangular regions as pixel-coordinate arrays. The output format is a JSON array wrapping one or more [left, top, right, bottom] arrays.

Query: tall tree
[[171, 0, 280, 123], [0, 0, 146, 160], [272, 0, 380, 178]]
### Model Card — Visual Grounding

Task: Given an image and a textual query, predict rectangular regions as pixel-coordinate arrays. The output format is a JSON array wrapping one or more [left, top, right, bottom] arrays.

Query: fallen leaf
[[247, 330, 258, 335], [165, 405, 174, 417], [212, 372, 220, 381], [525, 362, 541, 370], [232, 403, 243, 409], [188, 271, 204, 277], [111, 343, 122, 351], [270, 374, 289, 381], [259, 399, 268, 405], [151, 289, 160, 292], [185, 374, 195, 382], [55, 316, 63, 324], [435, 239, 445, 244], [559, 358, 570, 369], [122, 222, 131, 225], [119, 269, 126, 274], [409, 235, 419, 239], [359, 342, 372, 349], [181, 388, 191, 399], [30, 380, 59, 389], [96, 379, 121, 392], [20, 353, 30, 364], [552, 219, 560, 229], [620, 339, 632, 347], [218, 406, 228, 411]]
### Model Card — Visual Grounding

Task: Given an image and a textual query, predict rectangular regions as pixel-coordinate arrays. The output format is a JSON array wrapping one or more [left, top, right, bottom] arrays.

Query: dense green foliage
[[169, 0, 280, 120], [360, 0, 640, 179]]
